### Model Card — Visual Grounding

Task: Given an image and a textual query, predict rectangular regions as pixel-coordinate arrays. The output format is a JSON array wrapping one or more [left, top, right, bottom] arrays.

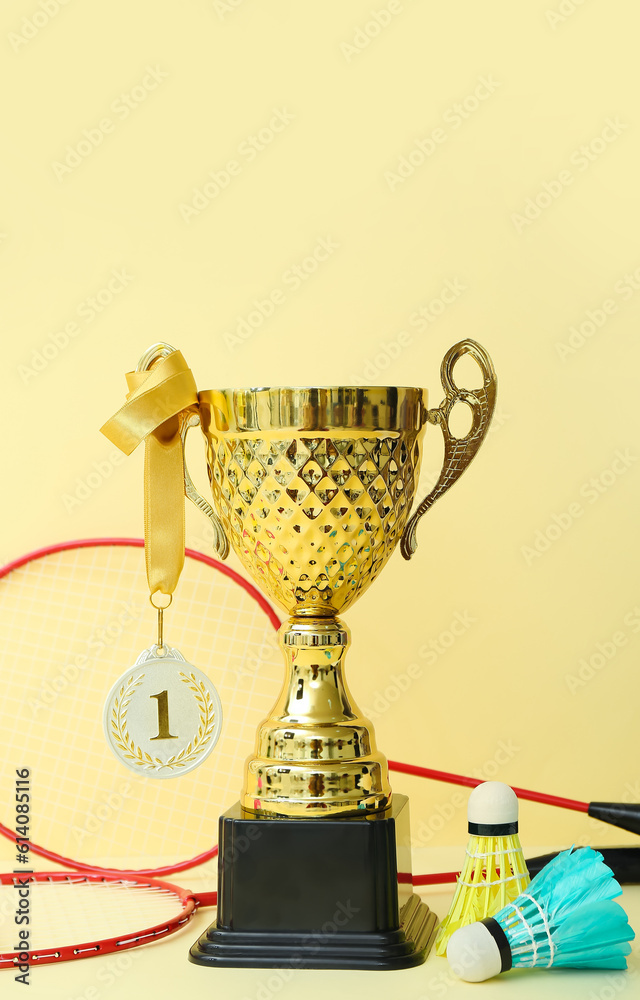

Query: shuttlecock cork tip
[[447, 922, 503, 982], [467, 781, 519, 831]]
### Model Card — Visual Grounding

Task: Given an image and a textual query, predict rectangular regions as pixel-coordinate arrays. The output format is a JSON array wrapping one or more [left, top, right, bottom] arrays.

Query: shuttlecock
[[435, 781, 529, 955], [447, 846, 635, 982]]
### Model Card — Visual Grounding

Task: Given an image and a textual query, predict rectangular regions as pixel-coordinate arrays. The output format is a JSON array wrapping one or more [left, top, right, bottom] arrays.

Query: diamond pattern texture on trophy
[[204, 432, 422, 615]]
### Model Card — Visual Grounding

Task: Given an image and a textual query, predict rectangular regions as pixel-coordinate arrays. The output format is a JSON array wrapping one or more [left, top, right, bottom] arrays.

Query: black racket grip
[[588, 802, 640, 836], [527, 847, 640, 884]]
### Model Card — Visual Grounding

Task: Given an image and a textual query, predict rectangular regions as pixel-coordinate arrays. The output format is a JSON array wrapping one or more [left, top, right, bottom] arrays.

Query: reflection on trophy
[[132, 339, 496, 969]]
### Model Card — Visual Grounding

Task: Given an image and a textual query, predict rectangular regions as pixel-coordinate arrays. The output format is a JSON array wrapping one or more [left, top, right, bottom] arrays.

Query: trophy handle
[[400, 339, 497, 561], [180, 411, 230, 560], [137, 342, 230, 561]]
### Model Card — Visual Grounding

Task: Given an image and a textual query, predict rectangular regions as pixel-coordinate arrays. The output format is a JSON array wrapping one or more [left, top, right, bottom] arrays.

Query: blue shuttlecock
[[447, 846, 635, 982]]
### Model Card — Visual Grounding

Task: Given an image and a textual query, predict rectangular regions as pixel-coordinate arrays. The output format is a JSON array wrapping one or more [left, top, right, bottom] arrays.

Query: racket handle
[[527, 846, 640, 884], [588, 801, 640, 836]]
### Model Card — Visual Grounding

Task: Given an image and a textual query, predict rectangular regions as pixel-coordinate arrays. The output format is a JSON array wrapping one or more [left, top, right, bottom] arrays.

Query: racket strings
[[0, 542, 282, 868], [0, 879, 186, 951]]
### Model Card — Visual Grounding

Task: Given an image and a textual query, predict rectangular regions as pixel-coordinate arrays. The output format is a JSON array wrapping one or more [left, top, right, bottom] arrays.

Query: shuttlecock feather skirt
[[435, 833, 530, 954], [492, 847, 634, 970]]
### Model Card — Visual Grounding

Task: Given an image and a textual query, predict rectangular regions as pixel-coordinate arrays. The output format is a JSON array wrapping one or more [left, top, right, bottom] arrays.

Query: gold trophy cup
[[104, 339, 497, 969], [193, 341, 496, 821]]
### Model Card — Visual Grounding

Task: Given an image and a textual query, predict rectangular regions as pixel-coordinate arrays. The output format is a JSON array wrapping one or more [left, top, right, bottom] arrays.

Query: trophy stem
[[241, 616, 392, 818]]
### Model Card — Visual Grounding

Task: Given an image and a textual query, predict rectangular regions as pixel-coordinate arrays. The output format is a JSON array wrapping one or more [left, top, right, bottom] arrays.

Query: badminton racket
[[1, 538, 636, 865], [2, 536, 616, 883], [0, 870, 216, 969], [0, 868, 462, 970], [0, 536, 638, 879]]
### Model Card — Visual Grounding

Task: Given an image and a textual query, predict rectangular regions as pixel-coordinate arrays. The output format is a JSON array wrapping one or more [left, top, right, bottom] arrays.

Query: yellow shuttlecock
[[435, 781, 530, 956]]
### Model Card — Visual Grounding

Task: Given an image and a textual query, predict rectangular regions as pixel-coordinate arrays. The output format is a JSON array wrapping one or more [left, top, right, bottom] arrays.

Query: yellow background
[[1, 0, 640, 994]]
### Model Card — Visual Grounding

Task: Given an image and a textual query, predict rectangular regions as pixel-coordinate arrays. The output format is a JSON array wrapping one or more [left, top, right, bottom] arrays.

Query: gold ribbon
[[100, 351, 198, 597]]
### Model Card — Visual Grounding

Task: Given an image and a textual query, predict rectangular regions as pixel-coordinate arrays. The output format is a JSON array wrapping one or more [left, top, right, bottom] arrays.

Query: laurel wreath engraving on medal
[[173, 671, 217, 768], [110, 671, 216, 772]]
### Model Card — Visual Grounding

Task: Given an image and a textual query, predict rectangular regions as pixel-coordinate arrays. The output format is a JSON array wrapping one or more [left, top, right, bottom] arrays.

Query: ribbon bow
[[100, 350, 199, 598]]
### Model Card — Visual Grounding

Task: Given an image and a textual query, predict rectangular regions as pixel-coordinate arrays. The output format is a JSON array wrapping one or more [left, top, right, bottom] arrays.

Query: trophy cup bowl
[[198, 385, 426, 619], [128, 338, 497, 969]]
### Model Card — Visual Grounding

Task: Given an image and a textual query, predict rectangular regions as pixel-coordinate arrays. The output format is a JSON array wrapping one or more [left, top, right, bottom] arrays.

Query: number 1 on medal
[[150, 690, 177, 740]]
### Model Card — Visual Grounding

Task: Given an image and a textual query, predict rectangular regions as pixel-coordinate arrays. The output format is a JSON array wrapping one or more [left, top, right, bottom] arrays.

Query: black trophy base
[[189, 793, 437, 971]]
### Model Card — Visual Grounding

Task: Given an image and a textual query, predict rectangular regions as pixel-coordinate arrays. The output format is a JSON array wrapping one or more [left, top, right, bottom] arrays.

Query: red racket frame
[[0, 871, 217, 969], [0, 539, 592, 892]]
